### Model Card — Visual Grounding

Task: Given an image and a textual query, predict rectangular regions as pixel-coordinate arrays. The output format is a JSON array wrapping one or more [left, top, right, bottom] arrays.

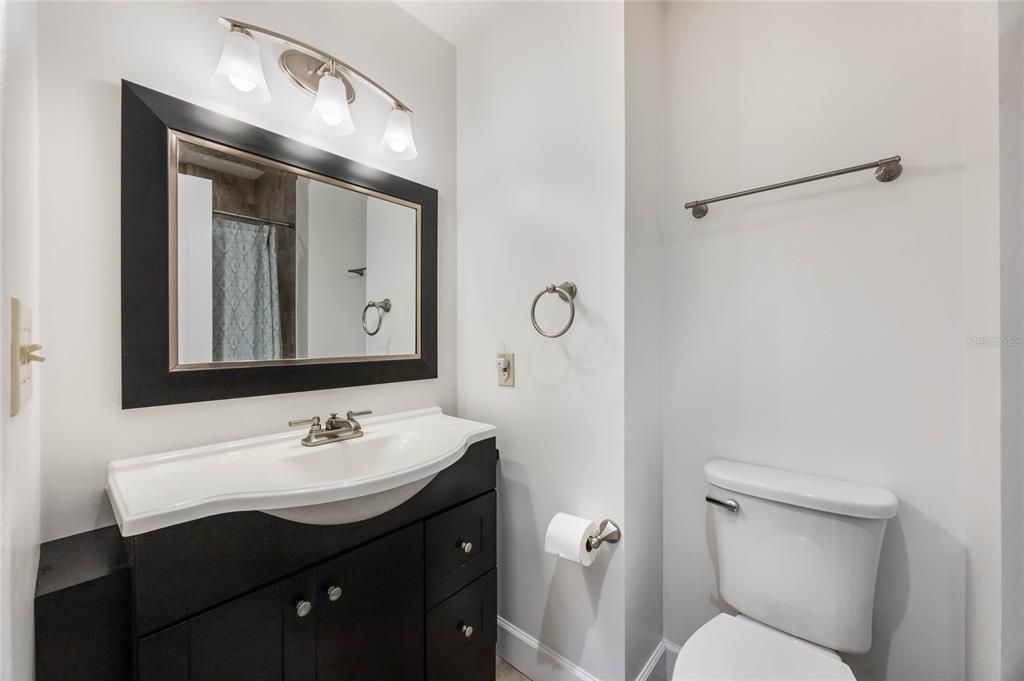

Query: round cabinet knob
[[327, 586, 343, 602], [295, 600, 312, 618], [460, 541, 473, 554], [461, 623, 474, 638]]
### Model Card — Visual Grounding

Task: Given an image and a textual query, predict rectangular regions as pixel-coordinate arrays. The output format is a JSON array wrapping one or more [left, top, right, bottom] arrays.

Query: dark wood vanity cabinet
[[36, 438, 497, 681], [138, 524, 426, 681]]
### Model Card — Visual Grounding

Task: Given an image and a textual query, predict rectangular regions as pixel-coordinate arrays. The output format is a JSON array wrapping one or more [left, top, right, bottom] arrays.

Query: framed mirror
[[172, 132, 421, 368], [121, 82, 437, 408]]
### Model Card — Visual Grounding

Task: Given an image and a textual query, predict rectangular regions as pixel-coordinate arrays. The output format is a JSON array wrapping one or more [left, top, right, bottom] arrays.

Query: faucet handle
[[289, 416, 321, 429], [346, 410, 372, 420]]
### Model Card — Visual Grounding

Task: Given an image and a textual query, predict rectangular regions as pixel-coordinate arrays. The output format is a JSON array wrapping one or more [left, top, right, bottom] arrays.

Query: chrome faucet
[[289, 410, 372, 447]]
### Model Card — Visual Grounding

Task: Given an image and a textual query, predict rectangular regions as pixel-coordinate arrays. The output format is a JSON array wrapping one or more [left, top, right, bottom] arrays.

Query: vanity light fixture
[[380, 108, 418, 160], [310, 62, 354, 135], [212, 17, 417, 158], [211, 26, 270, 103]]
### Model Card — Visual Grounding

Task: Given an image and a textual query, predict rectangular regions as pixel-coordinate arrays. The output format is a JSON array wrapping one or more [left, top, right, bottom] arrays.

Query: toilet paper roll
[[544, 512, 599, 567]]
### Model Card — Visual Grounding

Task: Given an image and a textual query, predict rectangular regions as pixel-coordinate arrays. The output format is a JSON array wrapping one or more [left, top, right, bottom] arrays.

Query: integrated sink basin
[[107, 407, 496, 536]]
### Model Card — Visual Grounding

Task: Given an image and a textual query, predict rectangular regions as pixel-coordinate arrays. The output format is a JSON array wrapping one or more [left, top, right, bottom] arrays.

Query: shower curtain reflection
[[211, 216, 283, 361]]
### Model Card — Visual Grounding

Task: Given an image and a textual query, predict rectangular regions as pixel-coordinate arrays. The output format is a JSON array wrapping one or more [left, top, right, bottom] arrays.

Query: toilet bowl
[[671, 460, 898, 680], [671, 614, 854, 680]]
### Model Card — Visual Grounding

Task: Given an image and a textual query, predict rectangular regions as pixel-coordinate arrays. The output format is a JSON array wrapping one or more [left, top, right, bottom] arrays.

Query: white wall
[[0, 1, 40, 678], [365, 198, 417, 356], [37, 1, 456, 540], [661, 3, 999, 680], [300, 180, 368, 358], [456, 3, 628, 679], [624, 2, 664, 679]]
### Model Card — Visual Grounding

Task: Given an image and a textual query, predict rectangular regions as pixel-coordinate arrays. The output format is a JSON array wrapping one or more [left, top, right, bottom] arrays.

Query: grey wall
[[999, 2, 1024, 677], [624, 2, 665, 679]]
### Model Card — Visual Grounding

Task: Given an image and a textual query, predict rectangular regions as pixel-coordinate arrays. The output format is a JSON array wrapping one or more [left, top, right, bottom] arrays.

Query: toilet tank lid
[[705, 460, 898, 519]]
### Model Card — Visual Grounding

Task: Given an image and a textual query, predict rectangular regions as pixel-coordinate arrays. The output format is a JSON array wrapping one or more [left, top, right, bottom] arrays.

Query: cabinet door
[[137, 571, 318, 681], [315, 524, 424, 681], [188, 582, 283, 681]]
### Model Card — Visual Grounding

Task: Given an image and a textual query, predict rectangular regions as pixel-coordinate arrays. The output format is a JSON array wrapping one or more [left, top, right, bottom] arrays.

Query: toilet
[[672, 460, 898, 680]]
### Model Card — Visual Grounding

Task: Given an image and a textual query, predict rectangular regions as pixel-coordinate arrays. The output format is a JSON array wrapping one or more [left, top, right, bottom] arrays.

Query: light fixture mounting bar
[[217, 17, 413, 112], [280, 50, 357, 104]]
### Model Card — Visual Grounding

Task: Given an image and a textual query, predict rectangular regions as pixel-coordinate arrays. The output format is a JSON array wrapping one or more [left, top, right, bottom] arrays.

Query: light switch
[[10, 297, 43, 417]]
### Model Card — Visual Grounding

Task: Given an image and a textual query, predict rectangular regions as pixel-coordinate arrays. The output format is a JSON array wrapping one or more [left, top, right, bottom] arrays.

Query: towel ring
[[362, 298, 392, 336], [531, 281, 577, 338]]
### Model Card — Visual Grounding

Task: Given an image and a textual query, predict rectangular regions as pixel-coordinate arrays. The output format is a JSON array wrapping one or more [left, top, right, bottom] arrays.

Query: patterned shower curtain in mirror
[[211, 216, 283, 361]]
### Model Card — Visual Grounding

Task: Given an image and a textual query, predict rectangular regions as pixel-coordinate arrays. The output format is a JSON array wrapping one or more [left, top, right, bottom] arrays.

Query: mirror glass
[[172, 133, 420, 368]]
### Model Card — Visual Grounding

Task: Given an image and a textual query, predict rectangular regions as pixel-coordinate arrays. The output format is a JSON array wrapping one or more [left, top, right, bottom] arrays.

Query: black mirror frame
[[121, 81, 438, 409]]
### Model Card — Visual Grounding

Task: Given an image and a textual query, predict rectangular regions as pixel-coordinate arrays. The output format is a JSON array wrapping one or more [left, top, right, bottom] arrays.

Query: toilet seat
[[671, 614, 856, 680]]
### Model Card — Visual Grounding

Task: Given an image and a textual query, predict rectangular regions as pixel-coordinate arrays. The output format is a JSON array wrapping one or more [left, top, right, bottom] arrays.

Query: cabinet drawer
[[426, 569, 496, 681], [425, 491, 495, 606]]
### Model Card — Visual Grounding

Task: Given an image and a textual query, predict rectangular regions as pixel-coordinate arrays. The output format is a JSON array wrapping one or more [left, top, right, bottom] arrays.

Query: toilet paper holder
[[585, 519, 622, 552]]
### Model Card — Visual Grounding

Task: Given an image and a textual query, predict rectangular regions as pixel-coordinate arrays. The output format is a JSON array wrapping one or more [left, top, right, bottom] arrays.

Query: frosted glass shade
[[379, 108, 418, 160], [211, 30, 270, 103], [310, 74, 355, 135]]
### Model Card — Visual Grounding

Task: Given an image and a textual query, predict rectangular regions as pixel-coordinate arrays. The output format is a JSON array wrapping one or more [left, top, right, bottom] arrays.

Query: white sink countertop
[[107, 407, 496, 536]]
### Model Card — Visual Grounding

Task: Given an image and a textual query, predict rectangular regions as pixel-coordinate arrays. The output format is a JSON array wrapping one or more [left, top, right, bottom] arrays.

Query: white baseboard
[[660, 641, 681, 681], [496, 617, 683, 681], [632, 640, 666, 681], [632, 639, 682, 681], [497, 616, 602, 681]]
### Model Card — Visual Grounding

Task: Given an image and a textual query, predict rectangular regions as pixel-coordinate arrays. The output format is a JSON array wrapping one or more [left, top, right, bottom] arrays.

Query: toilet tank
[[705, 460, 898, 654]]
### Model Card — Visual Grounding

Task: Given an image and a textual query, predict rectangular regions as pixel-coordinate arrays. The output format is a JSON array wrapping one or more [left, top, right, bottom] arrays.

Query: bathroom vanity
[[34, 83, 500, 681], [132, 437, 497, 681], [36, 411, 498, 681]]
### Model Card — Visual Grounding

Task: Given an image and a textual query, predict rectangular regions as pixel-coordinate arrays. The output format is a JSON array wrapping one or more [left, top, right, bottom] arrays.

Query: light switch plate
[[497, 352, 515, 387], [10, 297, 33, 417]]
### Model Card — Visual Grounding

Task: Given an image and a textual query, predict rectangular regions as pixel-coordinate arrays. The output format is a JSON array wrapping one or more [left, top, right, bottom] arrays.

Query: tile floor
[[497, 656, 532, 681]]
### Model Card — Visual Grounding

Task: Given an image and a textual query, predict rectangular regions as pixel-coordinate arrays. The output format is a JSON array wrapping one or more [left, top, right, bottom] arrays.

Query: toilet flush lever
[[705, 496, 740, 513]]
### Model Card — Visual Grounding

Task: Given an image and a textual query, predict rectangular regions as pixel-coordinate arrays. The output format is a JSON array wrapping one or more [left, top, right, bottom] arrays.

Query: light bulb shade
[[379, 108, 418, 160], [310, 74, 354, 136], [211, 29, 270, 103]]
